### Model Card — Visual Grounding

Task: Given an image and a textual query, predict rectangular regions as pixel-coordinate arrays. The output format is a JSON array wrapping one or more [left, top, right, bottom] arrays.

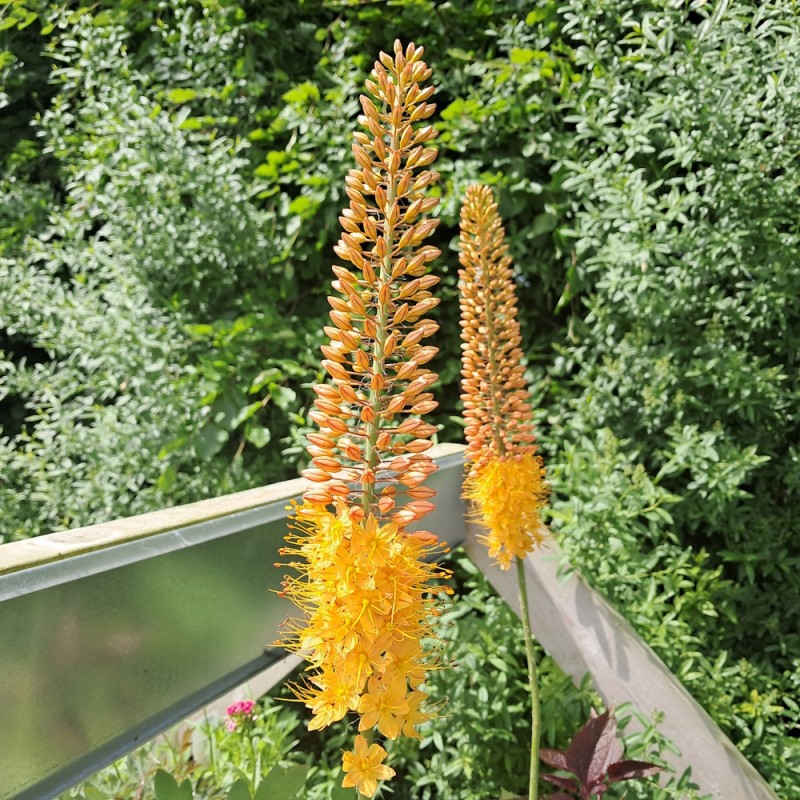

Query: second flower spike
[[458, 184, 548, 569]]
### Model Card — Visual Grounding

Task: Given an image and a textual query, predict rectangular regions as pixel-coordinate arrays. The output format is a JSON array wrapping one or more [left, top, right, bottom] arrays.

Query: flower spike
[[278, 39, 447, 798], [458, 184, 550, 800], [302, 38, 442, 526], [458, 184, 548, 569]]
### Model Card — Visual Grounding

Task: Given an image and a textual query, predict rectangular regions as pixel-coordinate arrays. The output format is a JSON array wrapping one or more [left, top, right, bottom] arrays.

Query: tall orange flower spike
[[301, 40, 442, 527], [458, 184, 548, 570], [277, 40, 447, 798]]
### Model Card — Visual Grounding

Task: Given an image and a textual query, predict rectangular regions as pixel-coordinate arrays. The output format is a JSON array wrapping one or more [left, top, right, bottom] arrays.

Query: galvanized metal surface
[[0, 444, 467, 800], [0, 440, 776, 800]]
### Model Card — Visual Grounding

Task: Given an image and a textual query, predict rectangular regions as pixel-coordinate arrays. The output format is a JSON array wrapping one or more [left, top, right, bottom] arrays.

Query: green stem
[[361, 103, 399, 518], [483, 271, 506, 457], [476, 199, 540, 798], [205, 711, 217, 778], [516, 555, 540, 800], [250, 733, 258, 791]]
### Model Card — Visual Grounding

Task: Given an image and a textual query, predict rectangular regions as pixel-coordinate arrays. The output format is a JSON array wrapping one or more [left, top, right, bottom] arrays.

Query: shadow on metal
[[0, 444, 467, 800]]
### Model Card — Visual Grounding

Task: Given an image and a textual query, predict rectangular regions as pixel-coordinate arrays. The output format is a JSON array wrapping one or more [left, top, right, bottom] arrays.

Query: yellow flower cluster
[[459, 185, 549, 569], [463, 453, 547, 570], [279, 500, 442, 747]]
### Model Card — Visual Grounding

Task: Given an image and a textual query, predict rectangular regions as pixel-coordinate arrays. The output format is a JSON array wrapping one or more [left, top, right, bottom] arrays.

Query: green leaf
[[288, 195, 317, 216], [16, 9, 38, 30], [269, 385, 296, 410], [250, 368, 283, 394], [156, 463, 176, 492], [227, 779, 253, 800], [510, 48, 535, 65], [531, 212, 558, 236], [194, 423, 228, 459], [329, 783, 352, 800], [153, 770, 192, 800], [254, 764, 308, 800], [232, 401, 262, 429], [282, 81, 320, 105], [166, 88, 199, 104], [186, 323, 215, 338], [178, 117, 203, 130], [245, 425, 271, 448], [526, 9, 548, 24]]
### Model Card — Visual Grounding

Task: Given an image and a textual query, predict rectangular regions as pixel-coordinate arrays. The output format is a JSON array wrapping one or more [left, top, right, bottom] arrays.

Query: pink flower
[[225, 699, 257, 732], [226, 700, 255, 716]]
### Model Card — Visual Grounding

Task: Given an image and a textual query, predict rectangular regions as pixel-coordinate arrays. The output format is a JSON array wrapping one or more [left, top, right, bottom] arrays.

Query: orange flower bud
[[405, 485, 436, 500], [385, 395, 406, 415], [395, 360, 419, 381], [312, 456, 342, 472], [302, 468, 335, 483]]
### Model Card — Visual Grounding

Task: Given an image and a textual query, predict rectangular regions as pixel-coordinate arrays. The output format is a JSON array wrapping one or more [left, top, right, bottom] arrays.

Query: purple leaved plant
[[540, 708, 662, 799]]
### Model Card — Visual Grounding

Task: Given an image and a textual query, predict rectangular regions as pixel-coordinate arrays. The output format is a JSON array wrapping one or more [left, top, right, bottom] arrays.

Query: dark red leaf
[[547, 793, 576, 800], [542, 773, 580, 792], [581, 781, 608, 799], [607, 759, 663, 782], [564, 708, 623, 786], [540, 748, 570, 770]]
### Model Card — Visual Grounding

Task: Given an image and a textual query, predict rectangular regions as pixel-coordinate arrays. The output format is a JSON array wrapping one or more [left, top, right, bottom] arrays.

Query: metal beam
[[0, 444, 467, 800], [0, 441, 778, 800]]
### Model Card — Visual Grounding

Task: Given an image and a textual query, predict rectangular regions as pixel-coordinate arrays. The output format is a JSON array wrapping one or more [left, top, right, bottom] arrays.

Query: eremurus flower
[[458, 184, 548, 569], [276, 39, 447, 798], [458, 183, 549, 800], [342, 735, 396, 797]]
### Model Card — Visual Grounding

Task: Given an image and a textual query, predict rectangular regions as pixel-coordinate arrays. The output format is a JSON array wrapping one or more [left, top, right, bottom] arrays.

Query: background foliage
[[2, 0, 799, 795]]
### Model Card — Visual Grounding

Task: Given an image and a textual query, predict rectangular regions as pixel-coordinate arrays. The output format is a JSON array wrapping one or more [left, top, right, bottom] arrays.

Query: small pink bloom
[[225, 699, 257, 734], [226, 700, 256, 716]]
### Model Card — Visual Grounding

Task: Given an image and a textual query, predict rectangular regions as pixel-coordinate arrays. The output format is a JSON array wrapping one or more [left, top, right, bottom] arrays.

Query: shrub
[[536, 2, 800, 792], [0, 8, 313, 539]]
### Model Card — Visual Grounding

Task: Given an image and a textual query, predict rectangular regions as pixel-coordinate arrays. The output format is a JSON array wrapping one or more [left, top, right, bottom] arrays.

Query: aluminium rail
[[0, 443, 776, 800]]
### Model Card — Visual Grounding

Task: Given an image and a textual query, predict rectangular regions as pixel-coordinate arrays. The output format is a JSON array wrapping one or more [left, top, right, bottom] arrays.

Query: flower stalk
[[458, 184, 549, 800], [277, 39, 447, 799]]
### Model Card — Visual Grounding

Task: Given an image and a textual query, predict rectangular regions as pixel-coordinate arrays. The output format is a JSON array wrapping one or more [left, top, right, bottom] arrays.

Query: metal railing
[[0, 443, 776, 800]]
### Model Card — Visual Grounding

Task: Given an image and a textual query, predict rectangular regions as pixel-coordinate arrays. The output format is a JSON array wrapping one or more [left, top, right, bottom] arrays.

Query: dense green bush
[[0, 3, 323, 537], [536, 2, 800, 792], [2, 0, 800, 795]]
